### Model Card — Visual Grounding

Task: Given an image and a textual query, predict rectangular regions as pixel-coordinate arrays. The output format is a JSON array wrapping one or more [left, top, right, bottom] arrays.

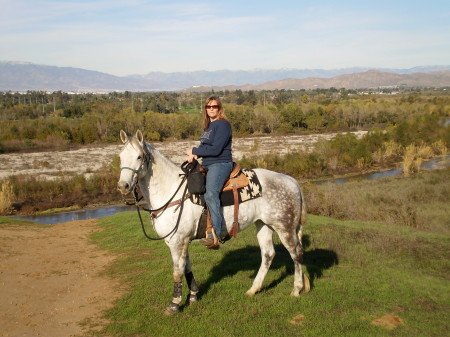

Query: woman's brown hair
[[202, 96, 228, 130]]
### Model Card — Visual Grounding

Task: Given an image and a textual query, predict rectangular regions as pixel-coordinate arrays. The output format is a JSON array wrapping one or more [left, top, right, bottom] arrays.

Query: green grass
[[0, 216, 36, 226], [37, 205, 81, 214], [90, 211, 449, 336]]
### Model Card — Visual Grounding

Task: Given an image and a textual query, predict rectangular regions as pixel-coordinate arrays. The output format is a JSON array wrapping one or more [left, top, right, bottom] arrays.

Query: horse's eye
[[137, 155, 142, 160]]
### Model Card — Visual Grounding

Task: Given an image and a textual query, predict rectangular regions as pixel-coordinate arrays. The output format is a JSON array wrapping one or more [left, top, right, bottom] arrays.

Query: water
[[331, 168, 402, 184], [14, 205, 131, 225], [317, 155, 449, 185]]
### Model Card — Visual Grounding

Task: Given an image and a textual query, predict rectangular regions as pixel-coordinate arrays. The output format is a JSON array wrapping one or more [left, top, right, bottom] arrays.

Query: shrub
[[0, 181, 16, 214], [432, 140, 448, 156], [303, 168, 450, 234], [402, 144, 417, 177]]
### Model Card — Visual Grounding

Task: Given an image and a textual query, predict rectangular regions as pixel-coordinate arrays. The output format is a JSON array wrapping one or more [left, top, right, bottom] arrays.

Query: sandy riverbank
[[0, 131, 367, 180]]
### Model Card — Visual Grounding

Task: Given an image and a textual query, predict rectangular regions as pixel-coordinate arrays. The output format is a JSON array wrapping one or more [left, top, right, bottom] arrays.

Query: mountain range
[[1, 61, 450, 92]]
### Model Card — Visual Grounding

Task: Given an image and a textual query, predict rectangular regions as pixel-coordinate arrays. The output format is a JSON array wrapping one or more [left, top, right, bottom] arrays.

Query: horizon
[[1, 0, 450, 76], [2, 61, 450, 78]]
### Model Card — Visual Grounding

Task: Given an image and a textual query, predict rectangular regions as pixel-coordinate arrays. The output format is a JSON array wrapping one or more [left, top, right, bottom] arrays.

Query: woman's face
[[205, 100, 220, 121]]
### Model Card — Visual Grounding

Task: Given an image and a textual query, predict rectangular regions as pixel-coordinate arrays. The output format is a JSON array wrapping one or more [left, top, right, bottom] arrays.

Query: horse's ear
[[136, 130, 144, 144], [120, 130, 128, 144]]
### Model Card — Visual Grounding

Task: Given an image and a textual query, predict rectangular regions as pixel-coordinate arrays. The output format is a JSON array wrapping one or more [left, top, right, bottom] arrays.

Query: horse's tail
[[297, 187, 307, 243], [300, 187, 307, 226]]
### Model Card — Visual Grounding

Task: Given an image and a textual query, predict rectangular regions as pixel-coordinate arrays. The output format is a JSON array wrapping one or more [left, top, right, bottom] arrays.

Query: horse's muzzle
[[117, 181, 131, 195]]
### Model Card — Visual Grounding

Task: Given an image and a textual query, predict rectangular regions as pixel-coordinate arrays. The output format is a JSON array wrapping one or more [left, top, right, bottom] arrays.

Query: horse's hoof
[[290, 291, 300, 297], [246, 290, 256, 296], [186, 294, 198, 305], [164, 301, 180, 315]]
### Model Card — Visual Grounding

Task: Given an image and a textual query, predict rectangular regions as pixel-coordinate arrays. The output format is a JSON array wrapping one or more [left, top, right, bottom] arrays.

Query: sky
[[1, 0, 449, 76]]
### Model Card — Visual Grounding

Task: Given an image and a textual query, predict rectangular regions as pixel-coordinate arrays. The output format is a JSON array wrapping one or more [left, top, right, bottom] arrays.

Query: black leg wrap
[[185, 272, 199, 293], [186, 293, 198, 305], [173, 281, 182, 298], [165, 301, 180, 315]]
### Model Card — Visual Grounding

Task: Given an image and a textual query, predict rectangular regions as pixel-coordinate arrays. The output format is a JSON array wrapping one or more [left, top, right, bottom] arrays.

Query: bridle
[[120, 141, 152, 197], [119, 142, 191, 241]]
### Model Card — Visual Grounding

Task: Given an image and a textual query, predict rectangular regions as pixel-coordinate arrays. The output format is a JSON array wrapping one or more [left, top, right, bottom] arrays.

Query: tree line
[[0, 88, 449, 153]]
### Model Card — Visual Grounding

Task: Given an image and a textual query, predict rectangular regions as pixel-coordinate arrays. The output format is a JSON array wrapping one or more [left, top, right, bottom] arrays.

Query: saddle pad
[[190, 169, 263, 207]]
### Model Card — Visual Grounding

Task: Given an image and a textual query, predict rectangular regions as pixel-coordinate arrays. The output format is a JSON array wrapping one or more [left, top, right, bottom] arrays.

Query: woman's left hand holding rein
[[185, 148, 198, 163]]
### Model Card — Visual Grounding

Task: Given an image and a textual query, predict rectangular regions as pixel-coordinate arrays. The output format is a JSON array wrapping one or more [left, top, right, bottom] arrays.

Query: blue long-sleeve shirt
[[192, 120, 232, 166]]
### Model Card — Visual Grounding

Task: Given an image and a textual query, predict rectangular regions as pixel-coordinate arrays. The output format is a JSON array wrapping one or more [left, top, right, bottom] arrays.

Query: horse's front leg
[[185, 253, 199, 305], [165, 237, 191, 315]]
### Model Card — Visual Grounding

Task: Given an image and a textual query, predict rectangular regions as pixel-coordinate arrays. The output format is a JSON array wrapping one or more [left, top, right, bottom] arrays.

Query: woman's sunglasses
[[205, 105, 219, 109]]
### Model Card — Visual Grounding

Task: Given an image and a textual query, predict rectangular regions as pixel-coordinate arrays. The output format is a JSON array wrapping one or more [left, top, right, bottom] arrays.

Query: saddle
[[177, 161, 262, 242]]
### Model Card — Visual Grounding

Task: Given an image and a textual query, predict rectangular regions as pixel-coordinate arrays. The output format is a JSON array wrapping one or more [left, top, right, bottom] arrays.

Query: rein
[[136, 182, 189, 241]]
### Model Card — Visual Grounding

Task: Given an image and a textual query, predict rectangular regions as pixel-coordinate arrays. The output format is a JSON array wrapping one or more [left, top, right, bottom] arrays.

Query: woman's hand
[[185, 148, 198, 163]]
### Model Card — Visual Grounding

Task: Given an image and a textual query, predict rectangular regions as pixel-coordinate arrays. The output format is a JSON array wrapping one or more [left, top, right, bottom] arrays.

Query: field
[[1, 114, 449, 337], [90, 209, 449, 336], [1, 169, 449, 336]]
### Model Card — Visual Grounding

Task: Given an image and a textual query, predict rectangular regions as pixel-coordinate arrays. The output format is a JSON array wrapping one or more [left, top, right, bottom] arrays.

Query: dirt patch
[[370, 314, 405, 330], [289, 314, 305, 325], [0, 219, 123, 337]]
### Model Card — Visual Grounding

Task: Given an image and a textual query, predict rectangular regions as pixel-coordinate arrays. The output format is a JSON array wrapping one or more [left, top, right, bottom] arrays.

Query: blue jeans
[[204, 162, 233, 239]]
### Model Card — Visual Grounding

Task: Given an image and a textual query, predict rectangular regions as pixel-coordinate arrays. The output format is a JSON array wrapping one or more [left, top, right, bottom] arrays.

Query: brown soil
[[371, 314, 405, 330], [0, 219, 122, 337]]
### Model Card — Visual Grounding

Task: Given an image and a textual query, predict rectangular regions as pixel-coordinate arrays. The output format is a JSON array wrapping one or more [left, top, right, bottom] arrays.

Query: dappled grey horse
[[117, 130, 310, 314]]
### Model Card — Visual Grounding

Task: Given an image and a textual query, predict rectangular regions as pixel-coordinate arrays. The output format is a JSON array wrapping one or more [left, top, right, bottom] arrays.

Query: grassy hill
[[91, 208, 449, 336]]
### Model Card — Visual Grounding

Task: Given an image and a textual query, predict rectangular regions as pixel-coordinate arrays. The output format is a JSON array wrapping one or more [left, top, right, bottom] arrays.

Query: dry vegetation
[[303, 168, 450, 235]]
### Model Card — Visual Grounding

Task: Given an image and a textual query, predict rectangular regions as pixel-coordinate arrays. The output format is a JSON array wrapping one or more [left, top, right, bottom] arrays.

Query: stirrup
[[208, 230, 220, 249], [200, 228, 219, 249]]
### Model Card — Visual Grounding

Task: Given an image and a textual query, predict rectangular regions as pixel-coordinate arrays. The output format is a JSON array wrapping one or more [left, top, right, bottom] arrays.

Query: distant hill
[[138, 66, 450, 89], [188, 70, 450, 92], [1, 61, 449, 92], [0, 62, 158, 92]]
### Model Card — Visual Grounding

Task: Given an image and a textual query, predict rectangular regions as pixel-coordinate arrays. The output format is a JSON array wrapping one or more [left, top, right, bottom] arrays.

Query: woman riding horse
[[185, 96, 232, 250]]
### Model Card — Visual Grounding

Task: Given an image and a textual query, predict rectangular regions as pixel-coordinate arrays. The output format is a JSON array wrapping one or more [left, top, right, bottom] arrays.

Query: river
[[13, 155, 449, 225]]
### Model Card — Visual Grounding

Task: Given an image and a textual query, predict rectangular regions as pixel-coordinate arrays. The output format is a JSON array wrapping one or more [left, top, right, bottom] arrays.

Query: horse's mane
[[126, 136, 145, 155], [127, 136, 178, 171]]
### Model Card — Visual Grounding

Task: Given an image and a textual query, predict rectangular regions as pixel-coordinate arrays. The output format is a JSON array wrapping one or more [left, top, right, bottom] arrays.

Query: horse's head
[[117, 130, 150, 195]]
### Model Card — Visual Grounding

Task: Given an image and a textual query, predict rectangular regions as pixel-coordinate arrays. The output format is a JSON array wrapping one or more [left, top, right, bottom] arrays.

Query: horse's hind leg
[[246, 222, 275, 296], [276, 228, 310, 296]]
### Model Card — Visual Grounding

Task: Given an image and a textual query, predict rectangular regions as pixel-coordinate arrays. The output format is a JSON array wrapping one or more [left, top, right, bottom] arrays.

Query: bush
[[327, 133, 372, 168], [0, 169, 120, 215], [0, 181, 16, 213], [303, 168, 450, 234]]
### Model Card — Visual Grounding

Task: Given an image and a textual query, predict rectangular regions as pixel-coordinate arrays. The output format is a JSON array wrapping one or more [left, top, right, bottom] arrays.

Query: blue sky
[[1, 0, 449, 76]]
